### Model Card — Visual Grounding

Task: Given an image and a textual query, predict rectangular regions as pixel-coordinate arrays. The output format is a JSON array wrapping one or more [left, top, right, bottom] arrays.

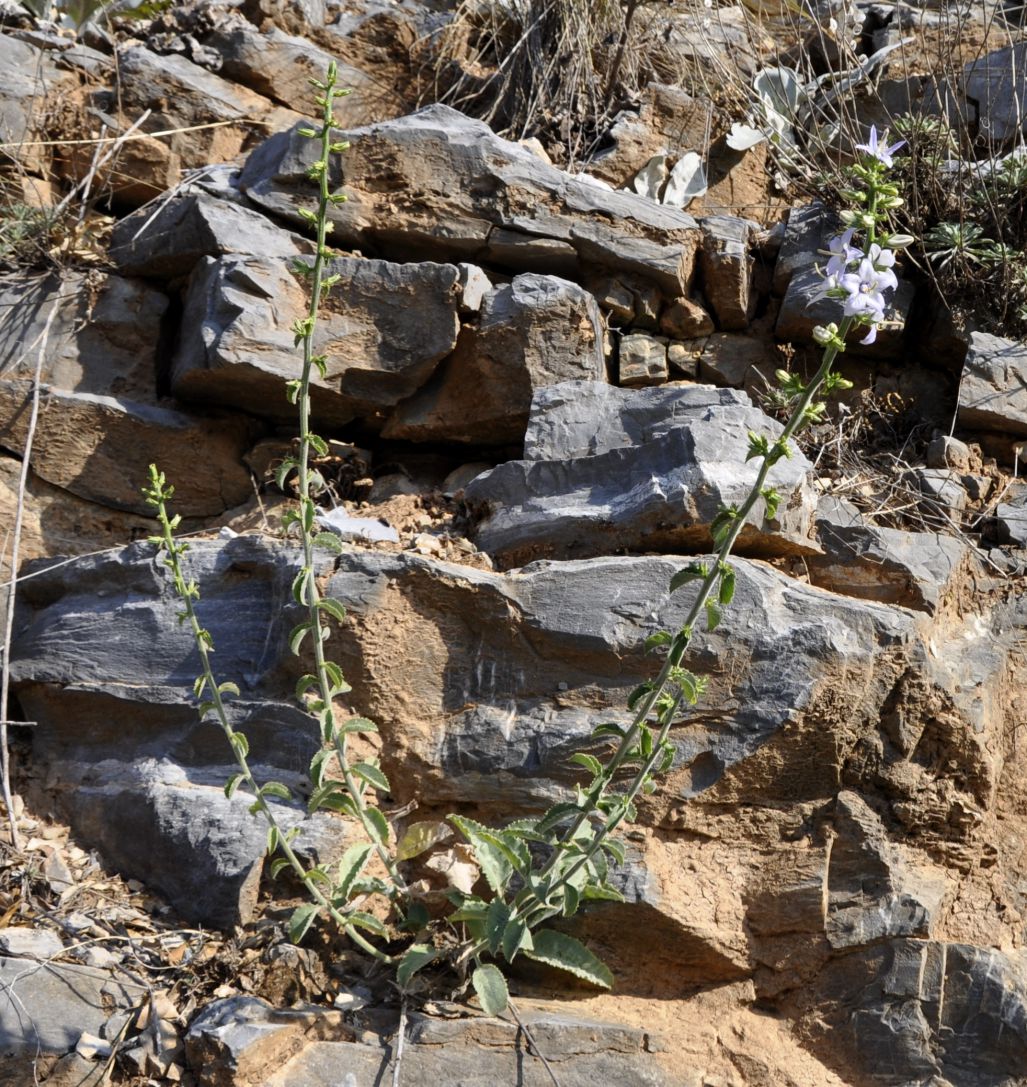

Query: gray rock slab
[[0, 928, 63, 960], [776, 267, 912, 359], [994, 484, 1027, 546], [202, 21, 378, 123], [238, 107, 701, 297], [957, 331, 1027, 435], [772, 202, 838, 296], [814, 940, 1027, 1084], [962, 41, 1027, 145], [811, 503, 970, 613], [382, 275, 605, 444], [826, 792, 945, 949], [466, 381, 819, 565], [263, 1011, 670, 1087], [0, 385, 256, 517], [172, 254, 461, 426], [699, 216, 754, 330], [0, 955, 146, 1060], [116, 45, 277, 167], [0, 36, 76, 173], [618, 332, 668, 387], [109, 192, 313, 279], [0, 272, 167, 404]]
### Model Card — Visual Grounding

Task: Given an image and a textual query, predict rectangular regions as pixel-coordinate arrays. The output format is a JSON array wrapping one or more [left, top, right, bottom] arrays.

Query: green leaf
[[229, 732, 249, 759], [289, 903, 321, 944], [339, 716, 377, 734], [450, 815, 513, 896], [224, 773, 244, 799], [501, 916, 533, 962], [308, 433, 329, 457], [705, 602, 722, 632], [523, 930, 613, 989], [312, 531, 343, 554], [308, 780, 348, 813], [353, 761, 390, 793], [290, 622, 311, 655], [562, 883, 580, 917], [645, 631, 672, 651], [269, 857, 293, 880], [348, 910, 387, 936], [472, 963, 509, 1017], [366, 806, 390, 847], [295, 673, 319, 702], [218, 681, 240, 698], [318, 597, 347, 623], [719, 566, 736, 606], [260, 781, 291, 800], [396, 820, 451, 861], [669, 562, 708, 593], [336, 843, 373, 900], [535, 802, 583, 835], [275, 458, 298, 492], [266, 826, 279, 854], [569, 752, 603, 777], [603, 838, 626, 866], [396, 944, 438, 990], [485, 899, 511, 955], [447, 897, 489, 923], [626, 683, 652, 711], [581, 883, 626, 903]]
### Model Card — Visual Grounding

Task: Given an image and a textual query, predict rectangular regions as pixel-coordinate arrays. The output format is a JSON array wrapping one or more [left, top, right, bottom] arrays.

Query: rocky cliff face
[[4, 2, 1027, 1086]]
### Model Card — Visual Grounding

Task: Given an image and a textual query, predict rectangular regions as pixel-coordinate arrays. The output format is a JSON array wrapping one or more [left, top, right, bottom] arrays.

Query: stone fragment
[[660, 296, 714, 339], [456, 263, 491, 313], [926, 434, 972, 470], [908, 468, 968, 528], [203, 21, 378, 124], [383, 275, 605, 444], [586, 82, 712, 188], [698, 333, 770, 389], [587, 275, 635, 322], [811, 504, 970, 613], [699, 216, 754, 330], [962, 42, 1027, 144], [991, 482, 1027, 546], [666, 341, 700, 378], [172, 255, 461, 427], [0, 956, 146, 1059], [110, 192, 312, 279], [0, 386, 255, 517], [239, 0, 325, 33], [773, 203, 838, 296], [466, 381, 819, 564], [116, 46, 277, 168], [239, 108, 701, 297], [0, 36, 75, 173], [957, 331, 1027, 435], [629, 277, 662, 330], [618, 333, 668, 386], [826, 792, 946, 948], [0, 927, 63, 959], [776, 267, 912, 359], [0, 271, 166, 403], [813, 940, 1027, 1084]]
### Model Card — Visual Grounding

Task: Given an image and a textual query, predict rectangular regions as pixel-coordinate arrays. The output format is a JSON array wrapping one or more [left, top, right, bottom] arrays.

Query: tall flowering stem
[[484, 129, 910, 936]]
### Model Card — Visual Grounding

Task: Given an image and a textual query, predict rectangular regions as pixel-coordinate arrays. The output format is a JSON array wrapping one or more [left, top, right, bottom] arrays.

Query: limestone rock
[[618, 332, 668, 386], [962, 42, 1027, 145], [172, 254, 462, 427], [382, 275, 605, 444], [239, 108, 701, 298], [0, 36, 76, 173], [0, 956, 146, 1061], [772, 202, 838, 296], [907, 468, 968, 528], [202, 22, 379, 123], [698, 333, 772, 389], [466, 381, 819, 565], [660, 296, 714, 339], [116, 45, 279, 168], [699, 216, 754, 331], [992, 483, 1027, 546], [811, 499, 971, 613], [957, 331, 1027, 435], [110, 191, 313, 279]]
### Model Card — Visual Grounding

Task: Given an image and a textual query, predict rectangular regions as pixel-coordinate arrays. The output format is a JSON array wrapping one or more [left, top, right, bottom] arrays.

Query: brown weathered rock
[[239, 108, 701, 298], [697, 333, 771, 389], [0, 36, 76, 174], [172, 254, 462, 427], [383, 274, 605, 444], [699, 216, 754, 331], [115, 45, 281, 168], [660, 296, 714, 339], [618, 332, 668, 386]]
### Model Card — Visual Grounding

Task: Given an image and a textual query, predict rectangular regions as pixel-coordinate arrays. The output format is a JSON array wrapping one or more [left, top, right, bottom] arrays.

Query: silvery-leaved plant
[[144, 75, 909, 1030]]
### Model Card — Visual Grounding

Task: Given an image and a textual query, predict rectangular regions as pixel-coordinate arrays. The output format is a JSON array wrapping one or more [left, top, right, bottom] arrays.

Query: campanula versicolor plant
[[145, 85, 908, 1031]]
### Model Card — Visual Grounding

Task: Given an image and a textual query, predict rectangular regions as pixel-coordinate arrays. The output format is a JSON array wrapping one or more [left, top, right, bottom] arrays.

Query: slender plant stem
[[147, 482, 393, 965], [294, 70, 407, 895]]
